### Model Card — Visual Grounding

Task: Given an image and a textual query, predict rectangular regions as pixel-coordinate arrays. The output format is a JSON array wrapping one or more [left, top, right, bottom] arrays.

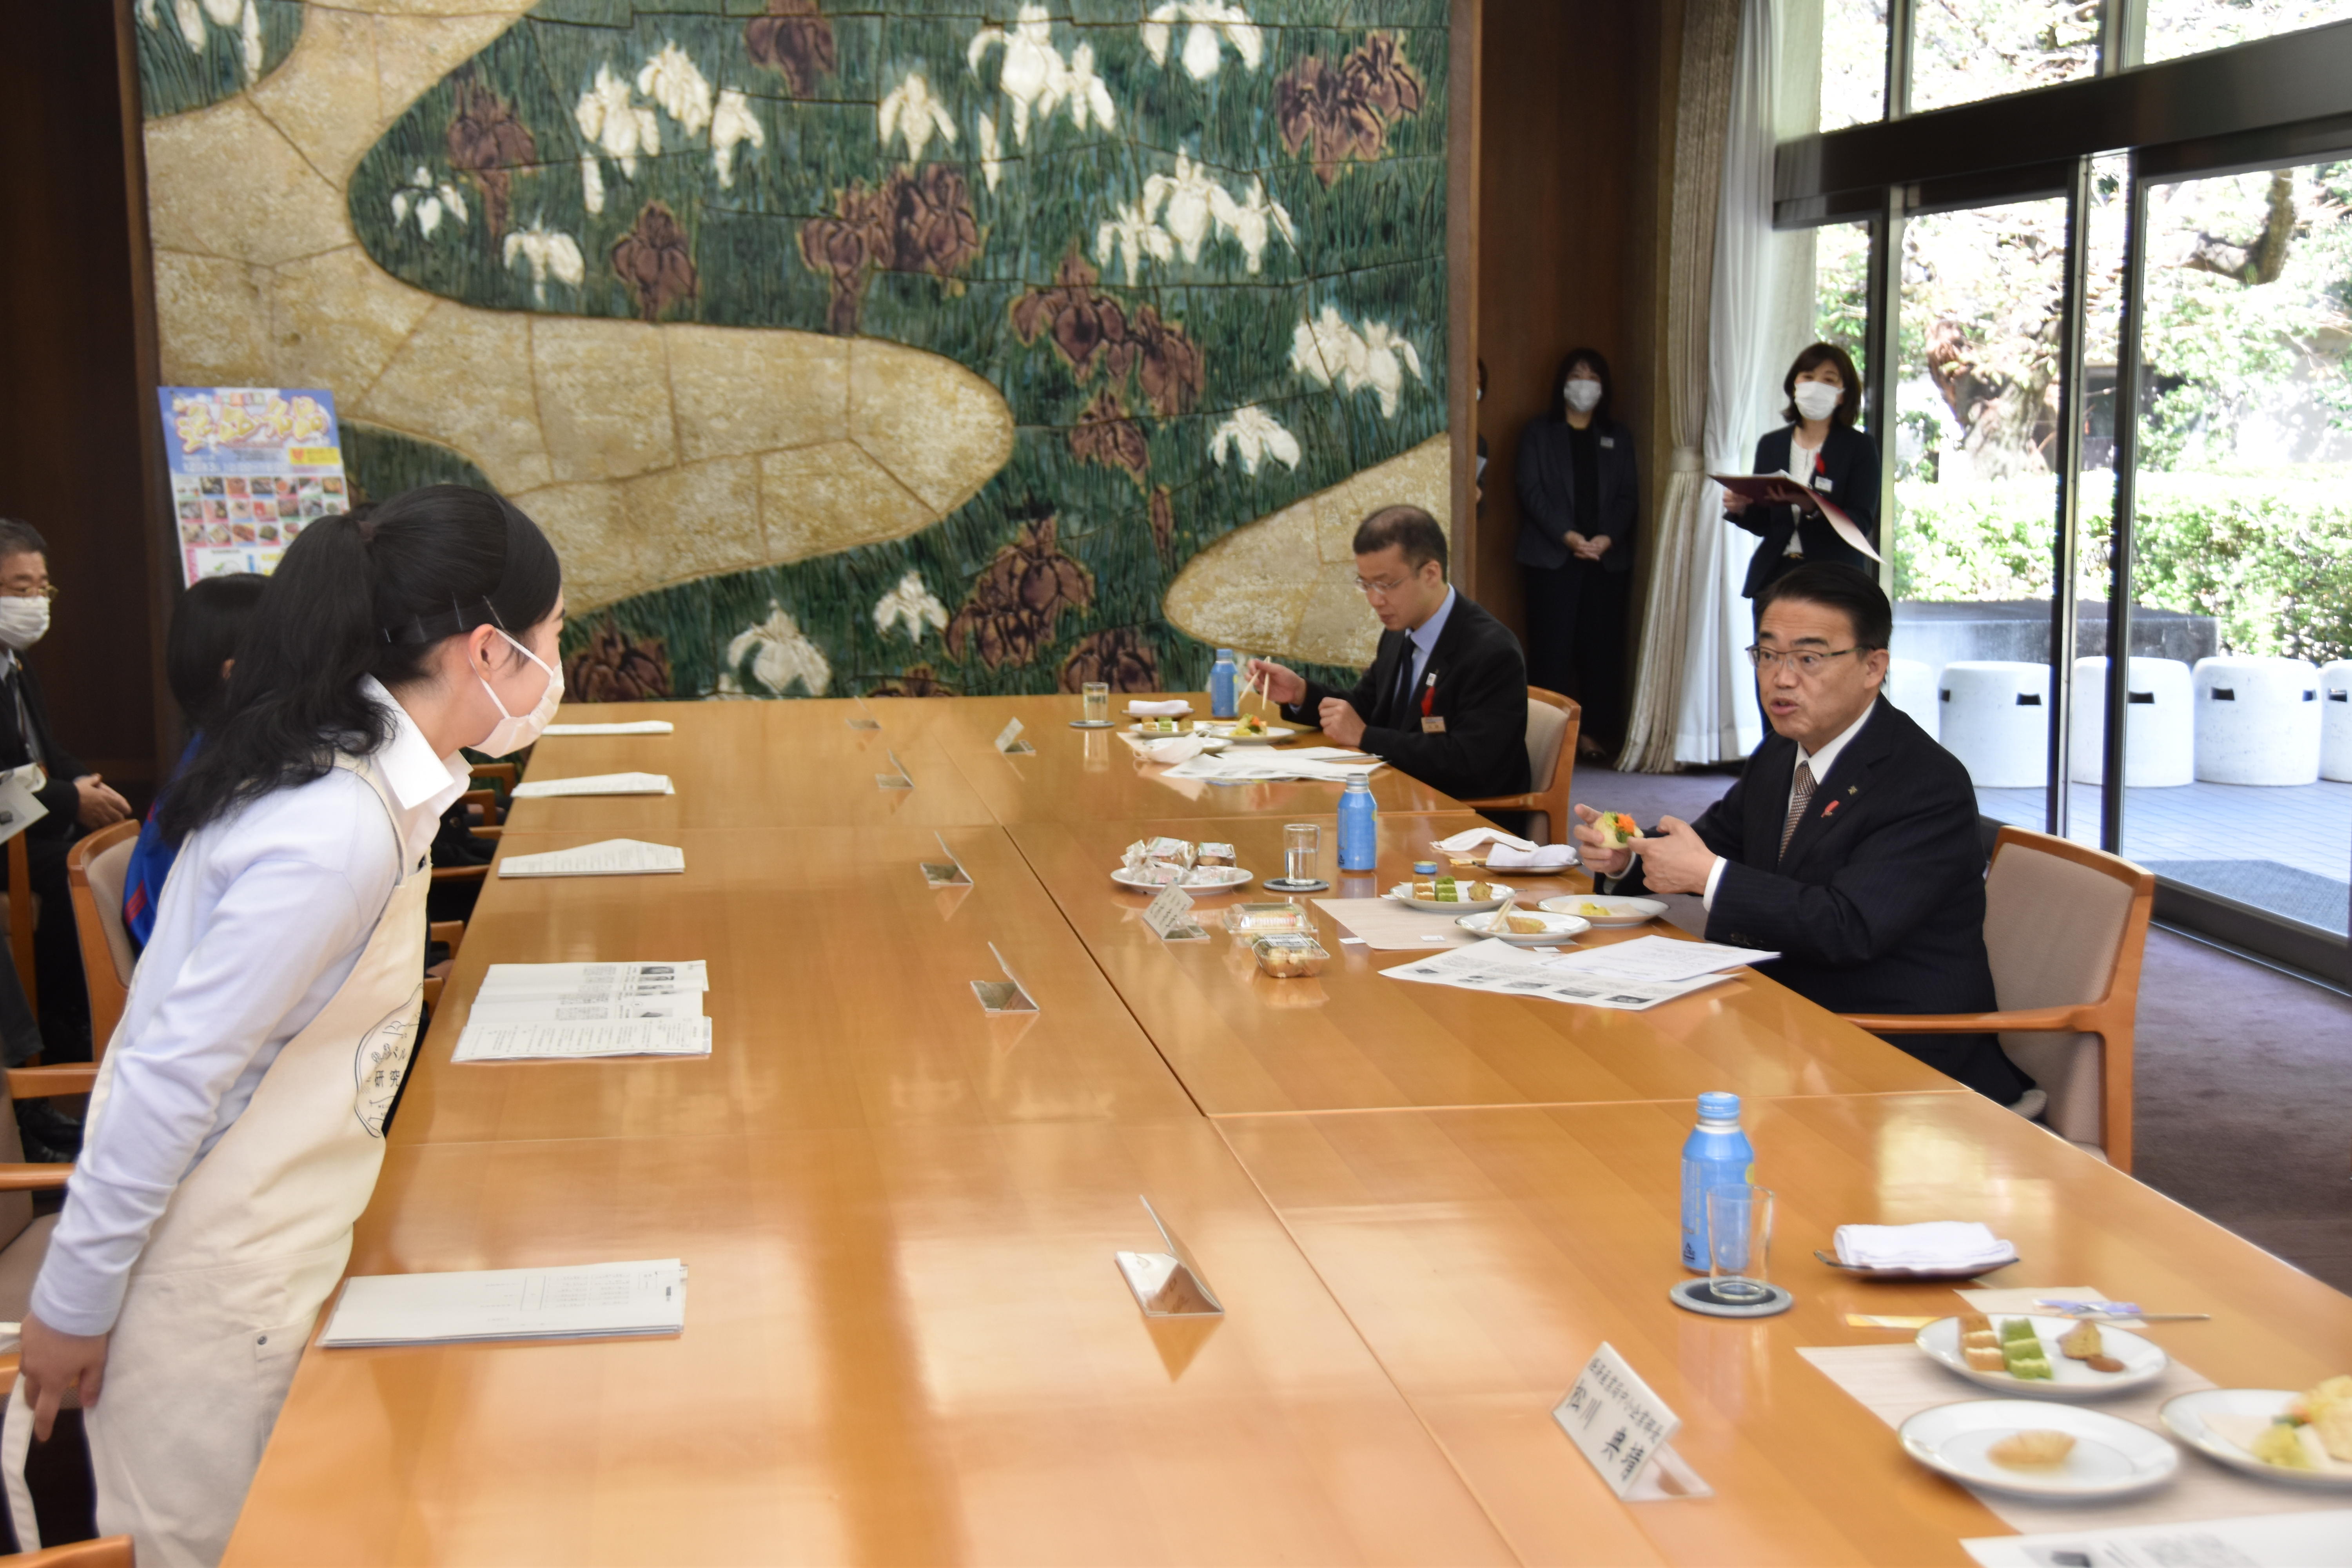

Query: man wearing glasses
[[1573, 563, 2036, 1109], [1247, 505, 1531, 804]]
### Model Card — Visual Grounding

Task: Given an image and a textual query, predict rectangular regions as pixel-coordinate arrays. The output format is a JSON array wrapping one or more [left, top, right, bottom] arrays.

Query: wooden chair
[[459, 789, 502, 829], [2, 1536, 133, 1566], [470, 762, 519, 794], [422, 920, 466, 1010], [64, 822, 142, 1063], [0, 1060, 97, 1392], [4, 836, 35, 1015], [1459, 687, 1581, 843], [1842, 826, 2156, 1170]]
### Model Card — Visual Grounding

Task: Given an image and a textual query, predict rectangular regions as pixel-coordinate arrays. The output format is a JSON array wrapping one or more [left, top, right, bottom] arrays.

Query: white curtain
[[1669, 0, 1820, 765]]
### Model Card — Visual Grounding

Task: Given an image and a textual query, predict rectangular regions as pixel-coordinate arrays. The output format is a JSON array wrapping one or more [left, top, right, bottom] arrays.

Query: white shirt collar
[[359, 675, 472, 817], [1797, 699, 1877, 782]]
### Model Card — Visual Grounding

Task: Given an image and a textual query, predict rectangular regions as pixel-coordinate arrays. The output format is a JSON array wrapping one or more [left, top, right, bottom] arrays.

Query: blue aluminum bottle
[[1680, 1092, 1755, 1270]]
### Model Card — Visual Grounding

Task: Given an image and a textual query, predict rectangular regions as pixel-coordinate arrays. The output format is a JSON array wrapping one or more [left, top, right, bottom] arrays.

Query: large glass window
[[1820, 0, 1889, 129], [1812, 220, 1872, 377], [1910, 0, 2102, 113], [2143, 0, 2352, 65], [2119, 158, 2352, 937]]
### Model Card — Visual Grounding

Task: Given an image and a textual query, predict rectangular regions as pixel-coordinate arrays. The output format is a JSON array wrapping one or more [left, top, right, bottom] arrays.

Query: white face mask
[[1793, 381, 1843, 423], [1563, 379, 1603, 414], [0, 597, 50, 652], [474, 629, 563, 756]]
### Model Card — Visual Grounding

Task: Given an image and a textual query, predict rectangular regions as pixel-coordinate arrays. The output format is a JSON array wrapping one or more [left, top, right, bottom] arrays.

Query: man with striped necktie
[[1573, 564, 2035, 1109]]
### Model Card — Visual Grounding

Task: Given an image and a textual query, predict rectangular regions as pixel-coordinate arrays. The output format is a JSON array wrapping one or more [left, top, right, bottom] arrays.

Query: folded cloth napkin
[[1486, 843, 1576, 871], [1834, 1221, 2015, 1270], [1127, 699, 1192, 716], [1135, 735, 1209, 764], [1434, 826, 1538, 854]]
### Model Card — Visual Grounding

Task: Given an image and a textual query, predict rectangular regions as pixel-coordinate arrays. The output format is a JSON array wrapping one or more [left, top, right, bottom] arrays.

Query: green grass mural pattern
[[133, 0, 303, 120], [342, 0, 1449, 699]]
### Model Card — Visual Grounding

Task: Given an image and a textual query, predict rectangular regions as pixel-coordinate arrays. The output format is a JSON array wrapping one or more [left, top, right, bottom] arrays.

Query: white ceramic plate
[[2161, 1389, 2352, 1488], [1387, 882, 1508, 914], [1539, 894, 1670, 928], [1898, 1399, 2179, 1499], [1453, 911, 1592, 946], [1196, 722, 1298, 746], [1813, 1249, 2020, 1280], [1111, 865, 1253, 893], [1916, 1315, 2168, 1399]]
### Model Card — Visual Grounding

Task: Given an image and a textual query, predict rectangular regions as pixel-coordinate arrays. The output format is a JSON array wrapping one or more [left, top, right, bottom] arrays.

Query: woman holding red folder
[[1724, 342, 1880, 600]]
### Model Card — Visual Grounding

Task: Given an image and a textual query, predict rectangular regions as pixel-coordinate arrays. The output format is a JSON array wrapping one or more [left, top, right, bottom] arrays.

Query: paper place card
[[479, 961, 707, 996], [877, 750, 914, 789], [971, 941, 1037, 1014], [993, 717, 1034, 754], [1553, 1343, 1711, 1501], [1143, 881, 1209, 942], [497, 838, 685, 878], [920, 831, 973, 888], [540, 720, 675, 736], [320, 1258, 685, 1347], [452, 1017, 712, 1062], [510, 771, 674, 798]]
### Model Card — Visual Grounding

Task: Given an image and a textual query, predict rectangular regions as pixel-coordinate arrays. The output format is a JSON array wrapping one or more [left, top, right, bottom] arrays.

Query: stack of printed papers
[[496, 839, 685, 878], [1382, 935, 1775, 1011], [510, 771, 674, 798], [1161, 747, 1385, 784], [541, 720, 675, 736], [453, 961, 712, 1061], [319, 1258, 686, 1347]]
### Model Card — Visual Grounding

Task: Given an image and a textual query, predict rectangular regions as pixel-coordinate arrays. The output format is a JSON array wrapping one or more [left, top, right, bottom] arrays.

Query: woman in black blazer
[[1728, 341, 1880, 600], [1514, 347, 1638, 750]]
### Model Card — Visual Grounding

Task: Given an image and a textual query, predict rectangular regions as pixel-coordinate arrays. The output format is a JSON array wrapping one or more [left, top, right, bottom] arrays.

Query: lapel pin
[[1822, 800, 1841, 818]]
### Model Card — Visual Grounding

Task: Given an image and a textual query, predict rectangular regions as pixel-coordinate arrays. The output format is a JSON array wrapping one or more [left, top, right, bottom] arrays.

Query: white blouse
[[31, 678, 466, 1337]]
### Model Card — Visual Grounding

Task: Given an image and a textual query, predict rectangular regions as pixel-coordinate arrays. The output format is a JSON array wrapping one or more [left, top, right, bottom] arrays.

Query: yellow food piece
[[1958, 1312, 1993, 1338], [1578, 902, 1613, 916], [1987, 1430, 2076, 1470], [2301, 1375, 2352, 1461], [1964, 1347, 2006, 1372], [2251, 1421, 2318, 1470], [1962, 1330, 2000, 1351], [2060, 1322, 2103, 1361], [1503, 913, 1547, 935]]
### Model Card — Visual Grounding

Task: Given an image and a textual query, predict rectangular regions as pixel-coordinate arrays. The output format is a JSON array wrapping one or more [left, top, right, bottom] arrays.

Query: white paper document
[[478, 961, 708, 996], [510, 771, 674, 798], [1383, 939, 1736, 1010], [541, 720, 676, 736], [0, 764, 49, 848], [1538, 934, 1778, 983], [1963, 1512, 2352, 1568], [497, 838, 685, 878], [452, 1017, 713, 1062], [464, 991, 702, 1023], [320, 1258, 687, 1347], [1162, 751, 1383, 784]]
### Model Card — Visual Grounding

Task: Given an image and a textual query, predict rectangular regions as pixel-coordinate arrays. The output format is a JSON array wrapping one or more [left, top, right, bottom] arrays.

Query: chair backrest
[[1524, 694, 1570, 792], [67, 819, 142, 1061], [1981, 826, 2156, 1160], [0, 1061, 29, 1254]]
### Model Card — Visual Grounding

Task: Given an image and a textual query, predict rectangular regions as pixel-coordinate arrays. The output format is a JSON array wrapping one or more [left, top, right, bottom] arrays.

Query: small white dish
[[1538, 894, 1669, 928], [1387, 882, 1508, 914], [2161, 1389, 2352, 1487], [1814, 1248, 2019, 1280], [1111, 865, 1253, 893], [1916, 1315, 2167, 1399], [1454, 911, 1592, 946], [1197, 722, 1297, 746], [1898, 1399, 2179, 1499]]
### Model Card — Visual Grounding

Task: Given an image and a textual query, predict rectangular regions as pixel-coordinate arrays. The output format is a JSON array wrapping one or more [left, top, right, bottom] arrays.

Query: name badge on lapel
[[1422, 716, 1447, 733], [1599, 436, 1616, 448], [1817, 476, 1835, 492]]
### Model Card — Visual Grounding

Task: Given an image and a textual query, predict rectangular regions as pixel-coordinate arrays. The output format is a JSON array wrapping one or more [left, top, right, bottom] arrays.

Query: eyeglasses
[[1746, 644, 1865, 676], [1355, 575, 1412, 599], [0, 584, 56, 601]]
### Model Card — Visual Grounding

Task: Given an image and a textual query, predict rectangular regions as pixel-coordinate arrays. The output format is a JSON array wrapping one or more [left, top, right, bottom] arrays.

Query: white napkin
[[1833, 1221, 2014, 1270], [1433, 826, 1537, 854], [1127, 699, 1192, 717], [1135, 735, 1208, 763], [1486, 843, 1575, 871]]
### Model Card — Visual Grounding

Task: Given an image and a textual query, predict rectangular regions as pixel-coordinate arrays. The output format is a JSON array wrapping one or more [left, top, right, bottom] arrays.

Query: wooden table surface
[[1217, 1092, 2352, 1566], [222, 696, 2352, 1565], [1011, 813, 1958, 1115]]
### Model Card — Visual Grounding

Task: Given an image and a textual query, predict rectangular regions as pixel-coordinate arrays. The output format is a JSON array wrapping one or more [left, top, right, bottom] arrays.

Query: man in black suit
[[0, 519, 131, 1063], [1248, 505, 1530, 804], [1573, 563, 2034, 1106]]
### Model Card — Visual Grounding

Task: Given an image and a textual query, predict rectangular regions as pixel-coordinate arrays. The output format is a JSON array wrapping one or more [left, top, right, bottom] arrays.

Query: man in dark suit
[[1573, 563, 2034, 1106], [0, 519, 131, 1063], [1248, 505, 1530, 804]]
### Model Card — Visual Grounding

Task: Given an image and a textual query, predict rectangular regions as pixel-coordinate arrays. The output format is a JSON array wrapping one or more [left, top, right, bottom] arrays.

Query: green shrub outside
[[1891, 469, 2352, 665]]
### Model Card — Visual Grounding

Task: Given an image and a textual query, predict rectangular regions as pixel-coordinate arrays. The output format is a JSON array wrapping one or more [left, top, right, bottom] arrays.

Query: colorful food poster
[[158, 387, 348, 586]]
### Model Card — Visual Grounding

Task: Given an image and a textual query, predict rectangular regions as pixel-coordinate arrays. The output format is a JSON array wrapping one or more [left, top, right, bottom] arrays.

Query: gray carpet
[[1575, 764, 2352, 1292]]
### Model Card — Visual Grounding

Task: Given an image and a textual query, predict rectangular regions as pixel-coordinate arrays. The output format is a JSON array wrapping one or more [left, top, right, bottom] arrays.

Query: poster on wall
[[157, 387, 349, 587]]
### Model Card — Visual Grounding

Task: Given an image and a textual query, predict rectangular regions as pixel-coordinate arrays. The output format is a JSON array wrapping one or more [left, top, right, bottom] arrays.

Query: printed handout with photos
[[158, 387, 350, 586], [1382, 939, 1737, 1011]]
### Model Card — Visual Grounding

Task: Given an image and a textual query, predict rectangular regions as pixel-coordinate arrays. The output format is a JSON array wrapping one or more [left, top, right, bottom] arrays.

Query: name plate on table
[[970, 941, 1037, 1014], [876, 750, 914, 790], [1142, 882, 1209, 942], [920, 831, 973, 889], [1553, 1343, 1711, 1501], [993, 717, 1034, 755]]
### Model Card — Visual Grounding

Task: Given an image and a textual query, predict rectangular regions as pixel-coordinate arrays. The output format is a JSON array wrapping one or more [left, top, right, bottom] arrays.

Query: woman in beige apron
[[9, 487, 563, 1566]]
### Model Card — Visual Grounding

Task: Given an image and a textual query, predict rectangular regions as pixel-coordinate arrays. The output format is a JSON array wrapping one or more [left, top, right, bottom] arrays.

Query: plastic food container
[[1251, 934, 1330, 978], [1226, 902, 1311, 935]]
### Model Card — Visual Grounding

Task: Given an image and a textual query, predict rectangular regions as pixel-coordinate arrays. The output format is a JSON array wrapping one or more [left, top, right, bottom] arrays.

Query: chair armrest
[[431, 864, 490, 883], [1459, 793, 1537, 811], [472, 825, 502, 840], [0, 1163, 71, 1191], [9, 1065, 97, 1099], [1841, 1005, 2096, 1034]]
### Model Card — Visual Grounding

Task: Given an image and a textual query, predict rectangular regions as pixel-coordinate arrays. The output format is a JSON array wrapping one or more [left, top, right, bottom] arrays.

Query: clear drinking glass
[[1706, 1184, 1774, 1303], [1283, 822, 1319, 885], [1082, 681, 1109, 724]]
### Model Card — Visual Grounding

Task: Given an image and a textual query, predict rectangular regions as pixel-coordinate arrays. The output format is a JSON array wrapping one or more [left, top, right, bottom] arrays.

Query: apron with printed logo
[[5, 753, 425, 1566]]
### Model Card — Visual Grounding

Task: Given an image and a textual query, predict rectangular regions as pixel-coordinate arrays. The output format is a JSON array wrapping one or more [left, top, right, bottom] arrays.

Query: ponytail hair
[[158, 485, 561, 846]]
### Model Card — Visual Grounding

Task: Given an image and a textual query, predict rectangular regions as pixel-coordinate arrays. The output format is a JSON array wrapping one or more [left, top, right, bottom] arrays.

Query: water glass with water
[[1082, 682, 1109, 724], [1283, 823, 1319, 886]]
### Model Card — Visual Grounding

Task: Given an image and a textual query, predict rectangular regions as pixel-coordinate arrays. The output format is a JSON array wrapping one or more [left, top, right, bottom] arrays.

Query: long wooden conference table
[[226, 696, 2352, 1565]]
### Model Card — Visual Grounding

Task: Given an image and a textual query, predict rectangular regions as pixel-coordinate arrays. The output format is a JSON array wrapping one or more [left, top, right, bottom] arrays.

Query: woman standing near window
[[1727, 341, 1880, 599], [1514, 348, 1639, 754]]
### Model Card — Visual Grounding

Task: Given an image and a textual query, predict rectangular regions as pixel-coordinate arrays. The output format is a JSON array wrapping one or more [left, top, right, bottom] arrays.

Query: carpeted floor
[[1569, 762, 2352, 1292]]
